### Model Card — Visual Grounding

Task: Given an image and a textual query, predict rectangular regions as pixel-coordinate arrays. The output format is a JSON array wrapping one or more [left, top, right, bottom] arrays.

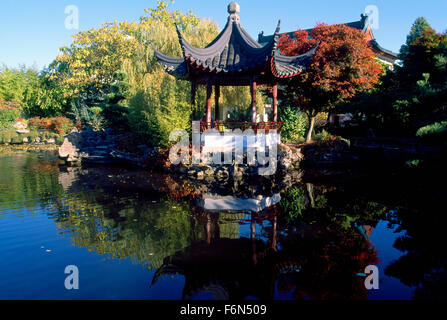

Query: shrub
[[279, 105, 308, 143], [51, 117, 73, 134], [0, 128, 64, 145], [28, 117, 41, 130], [28, 117, 73, 135], [0, 128, 17, 144], [102, 104, 129, 131], [314, 129, 333, 142], [280, 185, 307, 223], [68, 100, 105, 131], [0, 99, 21, 129], [128, 91, 192, 148], [227, 107, 251, 123], [416, 121, 447, 137], [405, 159, 423, 168]]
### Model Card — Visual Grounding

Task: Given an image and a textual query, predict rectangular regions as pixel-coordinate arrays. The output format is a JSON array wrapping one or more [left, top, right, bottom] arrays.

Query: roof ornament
[[228, 2, 240, 23]]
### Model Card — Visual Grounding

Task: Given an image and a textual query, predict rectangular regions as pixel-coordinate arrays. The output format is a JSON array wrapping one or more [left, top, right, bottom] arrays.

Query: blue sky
[[0, 0, 446, 70]]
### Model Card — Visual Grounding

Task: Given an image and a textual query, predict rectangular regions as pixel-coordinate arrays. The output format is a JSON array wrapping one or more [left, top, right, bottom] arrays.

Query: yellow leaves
[[53, 19, 143, 92]]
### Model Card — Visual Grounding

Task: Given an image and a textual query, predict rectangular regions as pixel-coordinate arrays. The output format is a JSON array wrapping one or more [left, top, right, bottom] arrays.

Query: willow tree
[[50, 0, 265, 146], [123, 0, 265, 147]]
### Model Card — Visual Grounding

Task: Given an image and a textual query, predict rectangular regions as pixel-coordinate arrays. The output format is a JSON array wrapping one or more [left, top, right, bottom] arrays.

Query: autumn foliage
[[278, 23, 382, 142], [28, 117, 73, 135]]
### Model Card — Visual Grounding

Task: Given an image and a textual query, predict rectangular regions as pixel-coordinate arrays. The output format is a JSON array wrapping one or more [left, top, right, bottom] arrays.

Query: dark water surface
[[0, 153, 445, 300]]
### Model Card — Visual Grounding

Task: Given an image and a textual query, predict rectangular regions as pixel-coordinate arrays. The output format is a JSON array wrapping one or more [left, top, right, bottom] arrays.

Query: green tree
[[0, 65, 72, 118], [51, 20, 140, 95], [339, 17, 447, 139], [279, 105, 308, 143], [23, 71, 71, 117], [399, 19, 447, 86], [0, 66, 34, 102], [400, 17, 432, 58]]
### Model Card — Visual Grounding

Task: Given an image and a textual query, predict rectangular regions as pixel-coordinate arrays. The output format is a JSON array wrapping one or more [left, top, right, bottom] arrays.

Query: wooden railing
[[200, 121, 284, 133]]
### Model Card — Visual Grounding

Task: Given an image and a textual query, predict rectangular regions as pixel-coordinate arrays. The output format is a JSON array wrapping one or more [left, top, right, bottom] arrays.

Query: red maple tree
[[278, 23, 382, 142]]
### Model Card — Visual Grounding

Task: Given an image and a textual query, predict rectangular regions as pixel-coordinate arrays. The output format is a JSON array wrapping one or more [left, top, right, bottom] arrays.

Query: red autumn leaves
[[278, 23, 382, 103]]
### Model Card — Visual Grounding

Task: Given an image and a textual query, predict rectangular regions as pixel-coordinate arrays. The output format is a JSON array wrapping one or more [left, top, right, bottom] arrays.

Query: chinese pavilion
[[153, 2, 317, 129]]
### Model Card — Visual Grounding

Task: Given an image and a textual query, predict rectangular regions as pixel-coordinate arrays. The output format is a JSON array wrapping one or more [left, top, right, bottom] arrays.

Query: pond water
[[0, 152, 445, 300]]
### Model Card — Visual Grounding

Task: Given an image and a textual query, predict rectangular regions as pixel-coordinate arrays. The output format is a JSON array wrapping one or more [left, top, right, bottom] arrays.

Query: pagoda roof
[[258, 13, 399, 60], [154, 2, 317, 85]]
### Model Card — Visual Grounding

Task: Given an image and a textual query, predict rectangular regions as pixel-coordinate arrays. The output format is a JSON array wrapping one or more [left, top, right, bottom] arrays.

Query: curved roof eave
[[369, 39, 399, 59], [152, 45, 188, 76], [177, 22, 234, 60], [272, 41, 319, 77]]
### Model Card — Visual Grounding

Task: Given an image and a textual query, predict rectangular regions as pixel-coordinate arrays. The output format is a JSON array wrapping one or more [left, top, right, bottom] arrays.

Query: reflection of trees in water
[[47, 183, 244, 271], [280, 183, 388, 228], [49, 194, 200, 270], [273, 221, 379, 300], [267, 183, 387, 300], [386, 206, 447, 300], [4, 154, 446, 299], [0, 154, 63, 210], [332, 168, 447, 300], [0, 154, 388, 299], [148, 184, 387, 300], [45, 167, 388, 300]]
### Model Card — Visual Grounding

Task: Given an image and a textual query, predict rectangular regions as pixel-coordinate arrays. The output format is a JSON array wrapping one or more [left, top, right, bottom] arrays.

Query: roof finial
[[228, 2, 240, 15]]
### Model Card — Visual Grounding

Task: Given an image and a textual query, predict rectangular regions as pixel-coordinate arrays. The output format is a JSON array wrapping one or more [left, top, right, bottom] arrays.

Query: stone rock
[[137, 145, 150, 153], [215, 168, 230, 179], [59, 132, 82, 162], [16, 129, 30, 134], [196, 171, 205, 180], [110, 150, 140, 164], [13, 121, 27, 130], [178, 166, 189, 174], [58, 167, 78, 191], [204, 166, 215, 176]]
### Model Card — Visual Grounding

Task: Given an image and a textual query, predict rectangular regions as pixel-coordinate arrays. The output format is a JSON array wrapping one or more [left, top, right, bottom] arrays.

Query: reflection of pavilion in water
[[153, 193, 282, 300], [197, 193, 281, 213], [153, 192, 379, 300], [55, 165, 380, 300]]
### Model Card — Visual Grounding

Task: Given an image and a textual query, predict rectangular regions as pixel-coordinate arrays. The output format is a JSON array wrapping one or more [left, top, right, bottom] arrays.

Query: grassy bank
[[0, 142, 59, 157], [0, 128, 64, 145]]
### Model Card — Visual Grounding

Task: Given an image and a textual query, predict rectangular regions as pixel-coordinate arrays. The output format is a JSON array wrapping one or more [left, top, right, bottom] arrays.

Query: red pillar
[[271, 213, 277, 251], [206, 81, 213, 127], [214, 85, 220, 122], [273, 84, 278, 122], [206, 213, 211, 245], [251, 217, 257, 265], [251, 79, 257, 124]]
